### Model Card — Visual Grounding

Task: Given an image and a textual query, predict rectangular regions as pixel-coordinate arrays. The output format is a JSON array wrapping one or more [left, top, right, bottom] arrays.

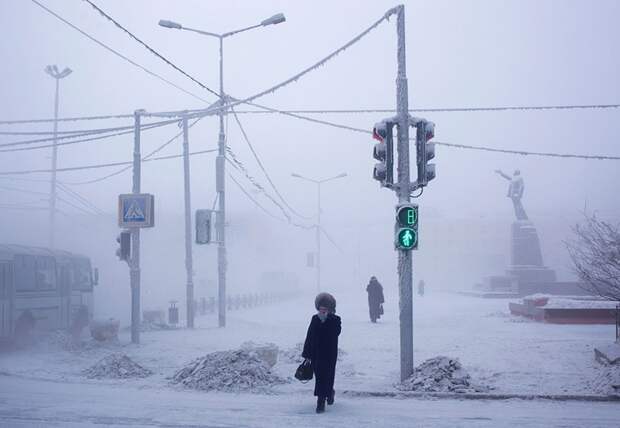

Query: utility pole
[[44, 65, 72, 248], [316, 183, 321, 293], [158, 13, 286, 328], [291, 172, 347, 293], [182, 115, 195, 328], [395, 5, 414, 382], [216, 37, 227, 328], [130, 109, 143, 344]]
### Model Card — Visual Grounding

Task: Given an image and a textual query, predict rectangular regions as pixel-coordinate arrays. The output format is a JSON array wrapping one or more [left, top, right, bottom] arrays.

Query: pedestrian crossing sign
[[118, 194, 155, 228]]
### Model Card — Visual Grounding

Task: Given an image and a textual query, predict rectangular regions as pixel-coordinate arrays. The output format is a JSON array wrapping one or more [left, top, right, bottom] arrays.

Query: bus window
[[14, 255, 36, 291], [35, 257, 56, 290], [72, 259, 92, 291]]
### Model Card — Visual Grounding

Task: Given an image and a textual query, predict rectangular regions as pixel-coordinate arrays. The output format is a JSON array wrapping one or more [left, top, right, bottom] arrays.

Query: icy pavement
[[0, 375, 618, 428]]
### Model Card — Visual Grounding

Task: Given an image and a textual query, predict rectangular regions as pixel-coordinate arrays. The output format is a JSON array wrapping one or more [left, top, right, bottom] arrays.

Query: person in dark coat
[[366, 276, 385, 323], [302, 292, 341, 414]]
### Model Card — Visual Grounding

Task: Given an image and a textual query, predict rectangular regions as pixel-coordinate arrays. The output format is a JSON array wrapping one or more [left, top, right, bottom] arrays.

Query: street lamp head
[[336, 173, 348, 179], [58, 67, 72, 78], [159, 19, 182, 29], [261, 13, 286, 26], [45, 65, 72, 79], [291, 173, 302, 179]]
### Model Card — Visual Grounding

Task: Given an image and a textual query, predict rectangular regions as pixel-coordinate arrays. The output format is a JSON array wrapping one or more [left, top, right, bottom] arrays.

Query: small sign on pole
[[118, 194, 155, 228]]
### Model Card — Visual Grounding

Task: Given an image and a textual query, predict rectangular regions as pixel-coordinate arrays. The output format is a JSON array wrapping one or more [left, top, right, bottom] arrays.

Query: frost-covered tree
[[565, 213, 620, 301]]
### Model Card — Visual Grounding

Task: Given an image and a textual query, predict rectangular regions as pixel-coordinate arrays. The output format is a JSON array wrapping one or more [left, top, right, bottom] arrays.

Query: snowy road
[[1, 375, 619, 428], [1, 292, 619, 427]]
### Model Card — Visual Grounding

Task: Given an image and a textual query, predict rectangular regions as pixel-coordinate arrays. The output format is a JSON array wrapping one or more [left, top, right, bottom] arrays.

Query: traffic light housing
[[395, 203, 418, 250], [372, 120, 394, 186], [416, 120, 436, 187], [195, 209, 212, 244], [116, 230, 131, 261]]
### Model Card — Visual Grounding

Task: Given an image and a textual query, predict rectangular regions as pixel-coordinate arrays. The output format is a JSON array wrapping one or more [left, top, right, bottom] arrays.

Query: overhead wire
[[238, 100, 620, 160], [0, 113, 134, 125], [0, 148, 217, 176], [229, 106, 311, 220], [82, 0, 220, 98], [224, 152, 291, 222], [230, 104, 620, 114], [29, 0, 211, 104], [4, 103, 620, 127], [228, 173, 287, 222], [62, 116, 206, 185], [126, 6, 398, 119], [0, 118, 179, 150], [57, 182, 106, 215]]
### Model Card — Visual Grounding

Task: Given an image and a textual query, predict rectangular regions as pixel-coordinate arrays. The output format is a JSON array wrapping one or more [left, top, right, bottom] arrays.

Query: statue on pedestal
[[495, 169, 528, 220]]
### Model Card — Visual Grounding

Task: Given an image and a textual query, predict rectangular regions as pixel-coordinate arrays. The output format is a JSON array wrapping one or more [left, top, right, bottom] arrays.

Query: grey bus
[[0, 244, 98, 342]]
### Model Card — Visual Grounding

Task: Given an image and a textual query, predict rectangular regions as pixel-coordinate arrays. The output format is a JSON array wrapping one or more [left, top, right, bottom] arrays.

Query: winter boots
[[316, 397, 326, 413], [327, 390, 335, 405]]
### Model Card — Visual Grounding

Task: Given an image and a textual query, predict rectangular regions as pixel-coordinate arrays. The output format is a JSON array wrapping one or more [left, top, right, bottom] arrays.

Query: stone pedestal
[[511, 221, 544, 266], [474, 220, 557, 296], [508, 220, 556, 286]]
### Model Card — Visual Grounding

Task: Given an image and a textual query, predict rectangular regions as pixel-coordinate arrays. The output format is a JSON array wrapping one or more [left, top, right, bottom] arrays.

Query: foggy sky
[[1, 0, 619, 321]]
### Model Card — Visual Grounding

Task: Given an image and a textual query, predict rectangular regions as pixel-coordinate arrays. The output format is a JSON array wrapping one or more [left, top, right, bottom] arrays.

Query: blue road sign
[[118, 194, 154, 228]]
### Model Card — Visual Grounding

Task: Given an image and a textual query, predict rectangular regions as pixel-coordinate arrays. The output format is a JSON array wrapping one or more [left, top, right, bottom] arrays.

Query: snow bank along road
[[1, 375, 619, 428]]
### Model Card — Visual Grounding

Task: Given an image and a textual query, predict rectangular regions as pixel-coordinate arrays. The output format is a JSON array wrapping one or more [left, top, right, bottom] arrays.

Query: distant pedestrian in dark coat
[[366, 276, 385, 323], [302, 292, 341, 414]]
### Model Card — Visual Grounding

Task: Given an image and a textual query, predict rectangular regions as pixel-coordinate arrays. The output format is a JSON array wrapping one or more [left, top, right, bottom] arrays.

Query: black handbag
[[294, 360, 313, 383], [379, 304, 384, 315]]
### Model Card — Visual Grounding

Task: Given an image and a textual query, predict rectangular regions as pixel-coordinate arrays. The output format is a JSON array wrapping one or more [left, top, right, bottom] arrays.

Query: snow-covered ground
[[0, 291, 618, 426], [1, 375, 619, 428]]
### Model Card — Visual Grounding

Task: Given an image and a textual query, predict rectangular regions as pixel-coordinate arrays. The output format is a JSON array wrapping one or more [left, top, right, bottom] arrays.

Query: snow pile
[[588, 365, 620, 395], [397, 356, 489, 393], [240, 341, 279, 367], [279, 342, 304, 364], [46, 331, 84, 352], [172, 349, 287, 392], [83, 353, 152, 379], [521, 294, 617, 309]]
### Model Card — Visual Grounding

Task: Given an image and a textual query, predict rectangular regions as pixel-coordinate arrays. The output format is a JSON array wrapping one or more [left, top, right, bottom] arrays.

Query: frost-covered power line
[[0, 118, 179, 150], [230, 106, 311, 220], [4, 103, 620, 126], [63, 116, 206, 185], [82, 0, 220, 98], [29, 0, 211, 104], [0, 149, 217, 176]]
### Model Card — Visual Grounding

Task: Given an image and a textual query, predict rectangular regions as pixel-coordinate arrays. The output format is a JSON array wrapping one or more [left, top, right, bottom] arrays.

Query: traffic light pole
[[182, 116, 195, 328], [131, 110, 142, 345], [395, 5, 414, 382]]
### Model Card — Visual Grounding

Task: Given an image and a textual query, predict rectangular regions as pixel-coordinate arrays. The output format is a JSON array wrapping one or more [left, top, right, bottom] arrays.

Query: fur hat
[[315, 292, 336, 313]]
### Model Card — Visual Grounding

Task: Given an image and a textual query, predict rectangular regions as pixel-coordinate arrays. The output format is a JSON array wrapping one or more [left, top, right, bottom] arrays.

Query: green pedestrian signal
[[395, 203, 419, 250], [397, 228, 417, 249]]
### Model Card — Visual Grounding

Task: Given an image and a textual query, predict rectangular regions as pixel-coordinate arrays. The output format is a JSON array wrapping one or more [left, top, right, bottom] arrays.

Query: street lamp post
[[159, 13, 285, 328], [291, 172, 347, 292], [44, 65, 72, 249]]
